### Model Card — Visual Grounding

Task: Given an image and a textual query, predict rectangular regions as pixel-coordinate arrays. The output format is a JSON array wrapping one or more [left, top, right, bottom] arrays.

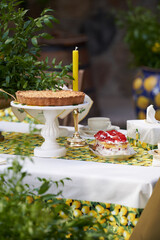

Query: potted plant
[[0, 0, 72, 140], [116, 2, 160, 120], [0, 0, 72, 102]]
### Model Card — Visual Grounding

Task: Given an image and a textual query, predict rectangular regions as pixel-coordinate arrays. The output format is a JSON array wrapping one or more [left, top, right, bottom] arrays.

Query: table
[[0, 121, 159, 209], [0, 120, 159, 239]]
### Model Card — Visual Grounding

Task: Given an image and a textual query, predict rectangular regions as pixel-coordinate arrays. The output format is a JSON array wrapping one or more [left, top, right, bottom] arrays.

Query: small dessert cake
[[16, 90, 85, 106], [94, 130, 130, 156]]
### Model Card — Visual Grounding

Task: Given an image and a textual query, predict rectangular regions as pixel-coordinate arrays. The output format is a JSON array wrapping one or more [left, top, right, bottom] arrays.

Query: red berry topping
[[94, 130, 127, 143]]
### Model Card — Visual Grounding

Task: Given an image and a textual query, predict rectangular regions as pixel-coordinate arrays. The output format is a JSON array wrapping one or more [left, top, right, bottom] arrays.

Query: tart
[[94, 130, 130, 156], [16, 90, 85, 106]]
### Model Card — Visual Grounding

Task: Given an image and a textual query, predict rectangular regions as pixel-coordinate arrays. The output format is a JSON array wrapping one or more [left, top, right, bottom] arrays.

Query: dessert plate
[[79, 125, 120, 137], [89, 144, 136, 160]]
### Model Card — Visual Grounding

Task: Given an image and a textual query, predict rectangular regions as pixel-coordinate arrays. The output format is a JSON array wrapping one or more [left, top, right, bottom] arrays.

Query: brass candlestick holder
[[67, 108, 86, 147]]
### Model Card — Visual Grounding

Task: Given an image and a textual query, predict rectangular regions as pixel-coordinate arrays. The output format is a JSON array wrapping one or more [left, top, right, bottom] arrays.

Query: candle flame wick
[[75, 46, 78, 50]]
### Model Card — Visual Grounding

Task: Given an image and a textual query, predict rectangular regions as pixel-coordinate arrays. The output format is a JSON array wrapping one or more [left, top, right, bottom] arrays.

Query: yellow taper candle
[[72, 47, 79, 91]]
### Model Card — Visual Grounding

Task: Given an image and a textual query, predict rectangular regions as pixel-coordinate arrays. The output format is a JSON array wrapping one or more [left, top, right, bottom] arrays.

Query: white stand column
[[34, 110, 66, 157]]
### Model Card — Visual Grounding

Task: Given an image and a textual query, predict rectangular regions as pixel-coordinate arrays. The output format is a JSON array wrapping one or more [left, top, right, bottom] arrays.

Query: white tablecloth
[[0, 121, 160, 209]]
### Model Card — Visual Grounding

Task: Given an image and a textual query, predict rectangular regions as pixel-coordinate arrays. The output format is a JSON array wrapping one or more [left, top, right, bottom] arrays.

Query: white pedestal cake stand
[[11, 101, 89, 158]]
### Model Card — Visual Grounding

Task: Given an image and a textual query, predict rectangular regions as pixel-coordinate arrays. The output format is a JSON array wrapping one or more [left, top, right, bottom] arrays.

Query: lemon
[[90, 227, 97, 231], [111, 208, 119, 215], [138, 110, 146, 119], [88, 210, 97, 217], [108, 215, 115, 222], [95, 204, 105, 214], [141, 142, 147, 149], [120, 206, 128, 216], [109, 221, 117, 226], [155, 93, 160, 107], [83, 226, 89, 231], [105, 203, 111, 208], [137, 96, 149, 109], [4, 196, 9, 201], [133, 218, 139, 226], [117, 226, 124, 235], [115, 204, 121, 209], [99, 218, 106, 224], [155, 109, 160, 121], [120, 216, 128, 226], [81, 206, 90, 214], [144, 76, 157, 91], [123, 230, 131, 240], [127, 213, 136, 222], [133, 77, 143, 90], [72, 200, 81, 209], [73, 209, 82, 217], [59, 211, 68, 219], [26, 196, 34, 204], [66, 199, 72, 206], [66, 233, 72, 239], [105, 209, 110, 216], [0, 111, 5, 117]]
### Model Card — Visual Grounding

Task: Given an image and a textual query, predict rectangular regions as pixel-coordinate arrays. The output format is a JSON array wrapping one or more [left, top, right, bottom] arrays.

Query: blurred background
[[21, 0, 158, 128]]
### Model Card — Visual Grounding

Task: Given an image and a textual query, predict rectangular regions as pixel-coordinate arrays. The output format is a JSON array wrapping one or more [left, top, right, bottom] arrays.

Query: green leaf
[[31, 37, 38, 46], [44, 18, 53, 28], [38, 181, 51, 195], [5, 38, 13, 44]]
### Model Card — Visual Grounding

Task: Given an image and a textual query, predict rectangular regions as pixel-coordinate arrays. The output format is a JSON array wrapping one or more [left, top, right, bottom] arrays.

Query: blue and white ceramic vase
[[132, 67, 160, 120]]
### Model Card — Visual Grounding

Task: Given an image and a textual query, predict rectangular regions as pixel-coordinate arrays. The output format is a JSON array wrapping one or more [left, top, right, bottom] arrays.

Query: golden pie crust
[[16, 90, 85, 106]]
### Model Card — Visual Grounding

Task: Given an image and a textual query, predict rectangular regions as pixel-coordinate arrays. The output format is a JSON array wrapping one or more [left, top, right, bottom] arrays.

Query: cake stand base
[[34, 146, 66, 158], [11, 100, 89, 158]]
